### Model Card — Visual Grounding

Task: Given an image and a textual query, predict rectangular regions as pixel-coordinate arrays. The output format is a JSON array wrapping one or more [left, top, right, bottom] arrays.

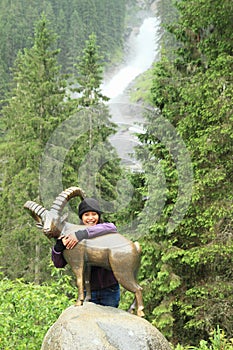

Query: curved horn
[[24, 200, 47, 224], [50, 186, 86, 213]]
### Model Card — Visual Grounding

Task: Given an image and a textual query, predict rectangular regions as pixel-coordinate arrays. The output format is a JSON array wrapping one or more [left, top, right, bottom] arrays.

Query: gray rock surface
[[41, 303, 171, 350]]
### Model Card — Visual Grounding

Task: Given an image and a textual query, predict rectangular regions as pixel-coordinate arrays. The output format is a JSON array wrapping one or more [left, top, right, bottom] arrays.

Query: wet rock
[[41, 303, 171, 350], [150, 1, 158, 14]]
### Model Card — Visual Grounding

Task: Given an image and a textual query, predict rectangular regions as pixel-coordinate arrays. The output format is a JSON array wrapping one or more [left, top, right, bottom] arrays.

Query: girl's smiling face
[[82, 211, 99, 226]]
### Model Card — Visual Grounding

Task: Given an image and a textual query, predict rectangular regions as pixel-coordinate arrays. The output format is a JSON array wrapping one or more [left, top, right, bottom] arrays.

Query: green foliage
[[0, 273, 76, 350], [171, 0, 233, 62], [134, 0, 233, 345], [130, 68, 155, 104], [0, 14, 72, 282], [0, 0, 127, 100], [73, 32, 109, 106], [0, 13, 123, 284], [174, 326, 233, 350], [62, 32, 123, 206]]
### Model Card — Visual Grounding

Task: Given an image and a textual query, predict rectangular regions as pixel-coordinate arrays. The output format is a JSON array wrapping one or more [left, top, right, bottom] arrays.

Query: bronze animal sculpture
[[24, 187, 144, 317]]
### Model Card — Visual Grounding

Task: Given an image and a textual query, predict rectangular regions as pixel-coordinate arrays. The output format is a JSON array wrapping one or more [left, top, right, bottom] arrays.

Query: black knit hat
[[78, 198, 102, 219]]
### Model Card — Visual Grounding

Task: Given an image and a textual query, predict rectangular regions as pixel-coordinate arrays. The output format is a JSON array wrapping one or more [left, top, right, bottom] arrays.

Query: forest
[[0, 0, 127, 92], [0, 0, 233, 349]]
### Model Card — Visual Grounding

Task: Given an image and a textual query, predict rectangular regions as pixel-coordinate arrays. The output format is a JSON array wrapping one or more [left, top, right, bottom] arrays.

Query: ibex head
[[24, 187, 86, 239]]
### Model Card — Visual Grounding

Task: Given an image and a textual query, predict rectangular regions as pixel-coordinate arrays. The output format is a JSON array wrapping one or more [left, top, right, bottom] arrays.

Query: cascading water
[[102, 17, 160, 100], [102, 16, 161, 170]]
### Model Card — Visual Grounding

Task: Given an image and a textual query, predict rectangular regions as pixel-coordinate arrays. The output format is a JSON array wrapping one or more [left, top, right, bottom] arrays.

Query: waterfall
[[102, 17, 160, 100], [102, 16, 161, 170]]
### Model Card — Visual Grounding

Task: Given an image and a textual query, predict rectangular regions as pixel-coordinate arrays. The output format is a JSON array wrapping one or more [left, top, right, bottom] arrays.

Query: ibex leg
[[84, 265, 92, 302], [135, 287, 144, 317], [74, 266, 85, 306], [113, 272, 144, 317], [127, 297, 136, 314]]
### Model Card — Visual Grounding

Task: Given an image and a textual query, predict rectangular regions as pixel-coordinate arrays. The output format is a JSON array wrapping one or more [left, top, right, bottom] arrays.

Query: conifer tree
[[67, 10, 85, 75], [74, 32, 109, 106], [63, 32, 123, 209], [0, 0, 128, 100], [136, 0, 233, 344], [0, 12, 124, 285], [0, 14, 74, 283]]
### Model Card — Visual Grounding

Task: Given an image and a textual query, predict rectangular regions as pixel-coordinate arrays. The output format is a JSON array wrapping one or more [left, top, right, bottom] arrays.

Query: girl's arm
[[74, 222, 117, 241], [52, 222, 118, 266], [51, 246, 67, 268], [85, 222, 117, 239]]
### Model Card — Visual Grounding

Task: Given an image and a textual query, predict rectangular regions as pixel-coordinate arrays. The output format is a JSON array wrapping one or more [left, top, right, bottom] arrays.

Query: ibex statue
[[24, 187, 144, 317]]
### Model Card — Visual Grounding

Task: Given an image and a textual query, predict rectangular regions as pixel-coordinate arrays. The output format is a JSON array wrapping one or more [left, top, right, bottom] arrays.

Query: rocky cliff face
[[135, 0, 158, 13], [41, 303, 171, 350]]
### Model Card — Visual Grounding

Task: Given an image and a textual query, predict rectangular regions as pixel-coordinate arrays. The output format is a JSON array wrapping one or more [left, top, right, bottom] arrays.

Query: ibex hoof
[[127, 308, 135, 315], [75, 300, 84, 306], [137, 309, 145, 317]]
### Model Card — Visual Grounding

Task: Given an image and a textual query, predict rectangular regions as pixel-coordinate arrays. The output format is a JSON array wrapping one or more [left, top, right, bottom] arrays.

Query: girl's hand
[[62, 235, 78, 249]]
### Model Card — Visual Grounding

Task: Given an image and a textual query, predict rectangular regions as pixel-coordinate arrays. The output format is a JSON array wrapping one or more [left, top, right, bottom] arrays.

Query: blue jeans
[[90, 284, 120, 308]]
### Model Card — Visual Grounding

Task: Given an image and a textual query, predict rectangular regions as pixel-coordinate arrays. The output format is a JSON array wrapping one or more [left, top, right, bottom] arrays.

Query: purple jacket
[[51, 223, 118, 290]]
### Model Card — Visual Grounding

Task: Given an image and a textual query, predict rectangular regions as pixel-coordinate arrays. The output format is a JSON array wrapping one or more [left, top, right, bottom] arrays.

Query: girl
[[52, 197, 120, 308]]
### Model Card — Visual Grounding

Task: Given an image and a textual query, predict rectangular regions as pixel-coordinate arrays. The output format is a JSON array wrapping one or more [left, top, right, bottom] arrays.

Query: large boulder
[[41, 303, 171, 350]]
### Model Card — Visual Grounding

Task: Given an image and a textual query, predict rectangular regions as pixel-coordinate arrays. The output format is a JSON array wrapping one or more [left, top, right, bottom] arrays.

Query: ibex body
[[24, 187, 144, 317]]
